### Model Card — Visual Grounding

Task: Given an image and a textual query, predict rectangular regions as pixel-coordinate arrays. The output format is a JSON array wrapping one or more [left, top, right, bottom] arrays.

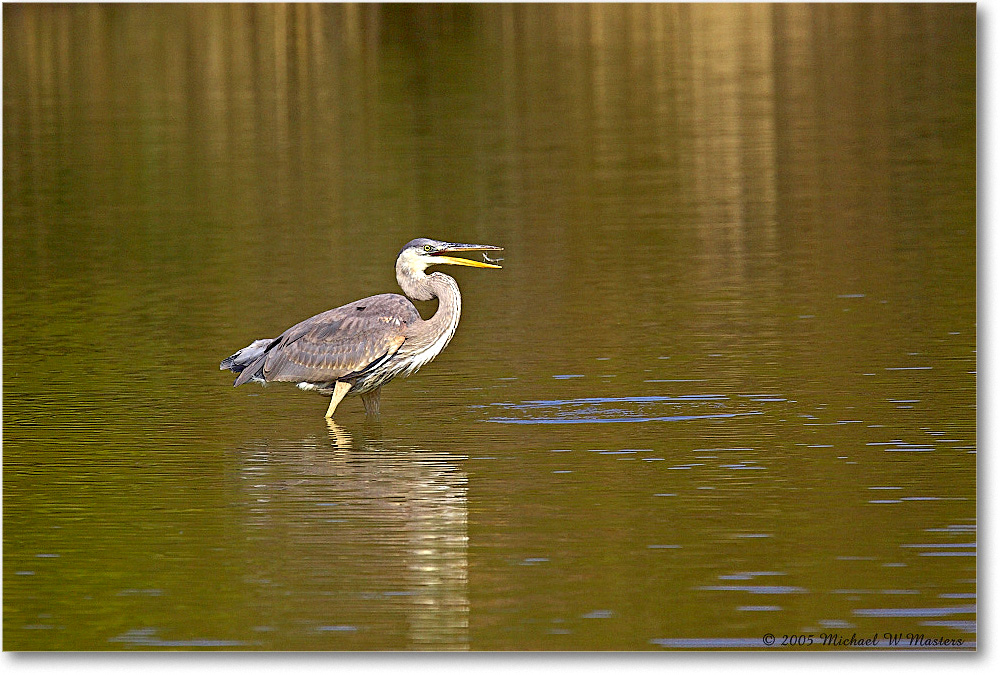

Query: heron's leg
[[325, 381, 352, 418], [325, 419, 352, 448], [360, 387, 382, 416]]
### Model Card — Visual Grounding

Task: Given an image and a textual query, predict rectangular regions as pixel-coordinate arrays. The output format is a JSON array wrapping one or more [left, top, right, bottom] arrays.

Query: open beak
[[431, 243, 503, 269]]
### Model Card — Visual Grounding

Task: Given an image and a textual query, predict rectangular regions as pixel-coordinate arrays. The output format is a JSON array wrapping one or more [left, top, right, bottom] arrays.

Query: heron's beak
[[431, 243, 503, 269]]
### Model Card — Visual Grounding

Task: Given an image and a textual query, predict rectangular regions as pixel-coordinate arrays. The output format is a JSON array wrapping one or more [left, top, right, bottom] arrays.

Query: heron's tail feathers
[[221, 339, 274, 381]]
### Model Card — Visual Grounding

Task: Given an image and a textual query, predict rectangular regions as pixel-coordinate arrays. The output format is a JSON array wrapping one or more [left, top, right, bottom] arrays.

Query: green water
[[3, 3, 975, 650]]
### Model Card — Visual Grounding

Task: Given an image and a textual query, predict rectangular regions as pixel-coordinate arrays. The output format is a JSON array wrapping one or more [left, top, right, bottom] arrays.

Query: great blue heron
[[221, 238, 502, 418]]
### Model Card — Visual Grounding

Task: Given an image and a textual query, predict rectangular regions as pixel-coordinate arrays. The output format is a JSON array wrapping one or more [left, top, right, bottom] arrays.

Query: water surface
[[3, 3, 976, 650]]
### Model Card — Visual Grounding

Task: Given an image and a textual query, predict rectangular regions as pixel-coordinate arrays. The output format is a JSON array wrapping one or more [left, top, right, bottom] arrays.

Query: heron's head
[[397, 238, 503, 275]]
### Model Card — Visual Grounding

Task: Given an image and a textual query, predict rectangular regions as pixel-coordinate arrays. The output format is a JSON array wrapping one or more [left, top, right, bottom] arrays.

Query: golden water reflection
[[235, 421, 469, 649]]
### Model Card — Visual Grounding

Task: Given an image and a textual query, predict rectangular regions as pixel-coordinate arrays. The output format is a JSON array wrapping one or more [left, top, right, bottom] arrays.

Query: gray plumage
[[221, 238, 502, 417], [220, 339, 274, 373]]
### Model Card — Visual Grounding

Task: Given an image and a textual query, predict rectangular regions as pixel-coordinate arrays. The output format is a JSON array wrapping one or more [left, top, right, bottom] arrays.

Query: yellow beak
[[432, 255, 502, 269]]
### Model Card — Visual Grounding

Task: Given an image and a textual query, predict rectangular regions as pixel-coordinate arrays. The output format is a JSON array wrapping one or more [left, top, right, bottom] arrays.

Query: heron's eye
[[423, 244, 433, 252]]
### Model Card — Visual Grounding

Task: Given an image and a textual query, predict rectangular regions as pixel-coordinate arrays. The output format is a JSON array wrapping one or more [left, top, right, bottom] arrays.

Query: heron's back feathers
[[230, 294, 420, 389]]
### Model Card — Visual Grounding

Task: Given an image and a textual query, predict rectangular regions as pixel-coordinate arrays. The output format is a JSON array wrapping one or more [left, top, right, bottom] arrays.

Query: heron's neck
[[397, 266, 462, 324], [397, 268, 462, 356]]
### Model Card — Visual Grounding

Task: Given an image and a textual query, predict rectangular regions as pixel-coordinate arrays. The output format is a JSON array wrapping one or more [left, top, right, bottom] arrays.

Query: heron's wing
[[252, 294, 420, 384]]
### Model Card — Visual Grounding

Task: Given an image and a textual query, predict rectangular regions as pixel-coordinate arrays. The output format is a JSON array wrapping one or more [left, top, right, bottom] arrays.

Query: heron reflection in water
[[221, 238, 502, 418]]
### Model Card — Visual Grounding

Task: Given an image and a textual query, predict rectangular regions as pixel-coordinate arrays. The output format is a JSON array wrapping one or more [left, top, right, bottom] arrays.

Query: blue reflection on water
[[486, 394, 766, 424], [109, 628, 249, 647]]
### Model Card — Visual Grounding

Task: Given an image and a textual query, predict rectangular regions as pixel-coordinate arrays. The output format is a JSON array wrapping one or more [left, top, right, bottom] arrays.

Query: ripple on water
[[852, 605, 975, 618], [109, 628, 248, 647], [651, 637, 769, 649], [717, 572, 787, 581], [697, 585, 806, 594], [922, 620, 977, 633], [486, 394, 767, 425]]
